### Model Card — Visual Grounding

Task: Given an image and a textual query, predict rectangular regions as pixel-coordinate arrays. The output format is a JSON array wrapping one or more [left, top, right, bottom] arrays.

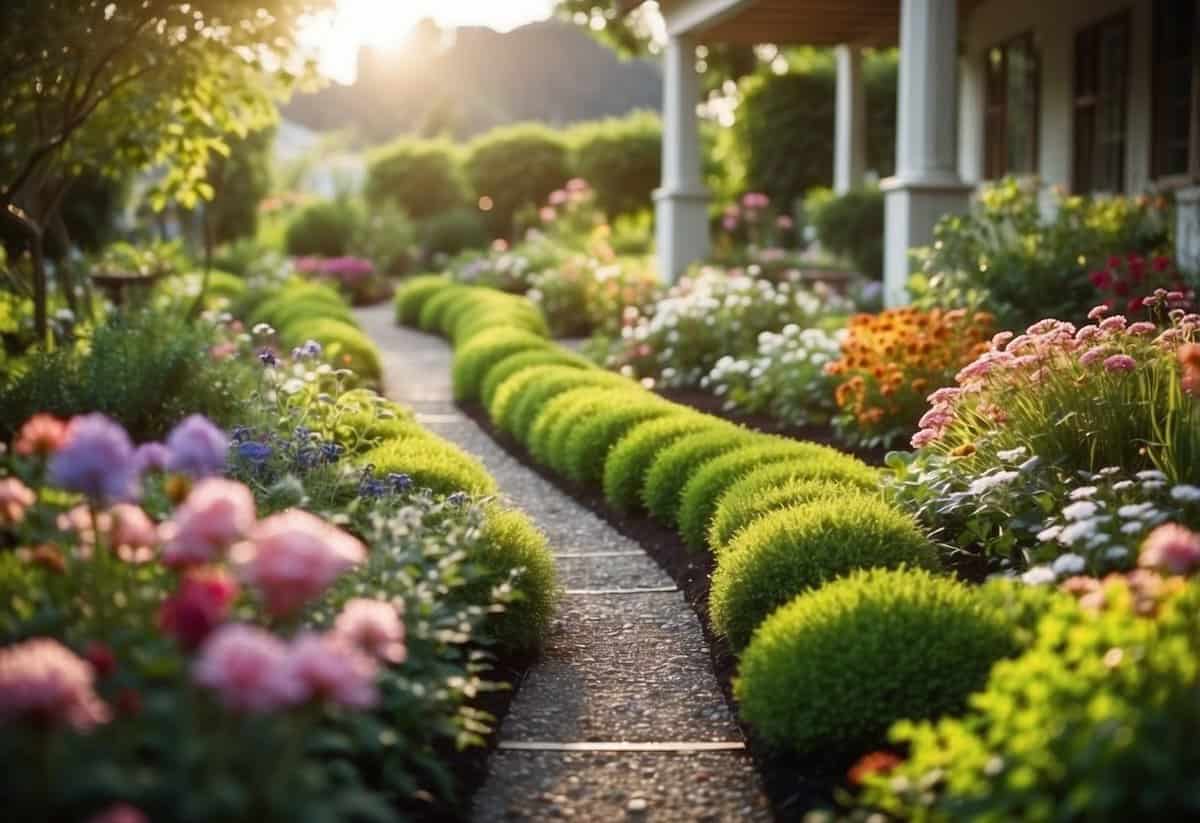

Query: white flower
[[1099, 467, 1122, 476], [1058, 519, 1099, 545], [1112, 480, 1135, 491], [1136, 469, 1168, 482], [1069, 486, 1098, 500], [1021, 566, 1056, 585], [1120, 521, 1144, 535], [1105, 547, 1129, 560], [1170, 484, 1200, 502], [1052, 553, 1086, 576], [1142, 480, 1166, 491], [1061, 501, 1099, 520], [996, 446, 1027, 462], [968, 470, 1020, 495], [1117, 502, 1155, 519], [1036, 525, 1063, 542]]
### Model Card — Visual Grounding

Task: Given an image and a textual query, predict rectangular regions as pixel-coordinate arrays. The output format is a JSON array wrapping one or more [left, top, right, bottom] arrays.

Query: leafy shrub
[[708, 478, 857, 554], [420, 208, 490, 261], [263, 294, 355, 332], [466, 123, 570, 236], [452, 327, 551, 402], [480, 348, 593, 410], [710, 496, 938, 649], [279, 318, 382, 384], [677, 440, 858, 550], [858, 575, 1200, 821], [602, 413, 714, 512], [449, 291, 548, 345], [568, 111, 661, 217], [640, 428, 755, 526], [526, 386, 616, 470], [199, 269, 247, 305], [476, 506, 558, 652], [417, 285, 472, 333], [735, 567, 1018, 754], [361, 436, 498, 497], [559, 401, 674, 486], [365, 138, 468, 219], [283, 199, 363, 257], [502, 367, 627, 444], [395, 275, 451, 325], [806, 186, 885, 278], [353, 204, 418, 276]]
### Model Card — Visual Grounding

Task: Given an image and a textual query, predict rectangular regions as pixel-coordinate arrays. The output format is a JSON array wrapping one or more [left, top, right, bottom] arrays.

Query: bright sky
[[302, 0, 556, 84]]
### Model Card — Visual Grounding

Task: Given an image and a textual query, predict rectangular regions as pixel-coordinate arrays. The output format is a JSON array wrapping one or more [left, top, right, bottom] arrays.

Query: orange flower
[[14, 414, 68, 456]]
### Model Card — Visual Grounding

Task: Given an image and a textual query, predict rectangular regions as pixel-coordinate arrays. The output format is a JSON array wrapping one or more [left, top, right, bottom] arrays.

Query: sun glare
[[302, 0, 555, 85]]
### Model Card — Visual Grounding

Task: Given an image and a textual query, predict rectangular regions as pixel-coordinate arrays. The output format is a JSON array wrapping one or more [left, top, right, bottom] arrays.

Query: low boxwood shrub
[[268, 297, 356, 333], [640, 428, 756, 526], [560, 401, 675, 486], [279, 318, 382, 383], [502, 367, 626, 444], [476, 506, 558, 652], [480, 349, 593, 410], [201, 269, 247, 305], [676, 440, 859, 550], [602, 413, 714, 512], [735, 567, 1019, 755], [451, 292, 548, 345], [451, 327, 550, 402], [361, 435, 498, 497], [395, 275, 451, 325], [526, 387, 617, 471], [710, 496, 938, 650], [708, 477, 856, 554], [417, 284, 472, 333], [329, 407, 426, 454]]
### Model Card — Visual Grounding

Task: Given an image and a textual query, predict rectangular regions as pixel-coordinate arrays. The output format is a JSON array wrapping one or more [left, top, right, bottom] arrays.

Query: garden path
[[356, 304, 771, 822]]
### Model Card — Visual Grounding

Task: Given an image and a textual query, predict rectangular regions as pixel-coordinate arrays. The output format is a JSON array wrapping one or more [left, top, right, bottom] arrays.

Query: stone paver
[[355, 304, 771, 822]]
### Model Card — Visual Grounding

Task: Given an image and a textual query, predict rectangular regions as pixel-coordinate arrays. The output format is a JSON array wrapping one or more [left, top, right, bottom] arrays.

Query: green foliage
[[354, 204, 417, 276], [805, 186, 885, 278], [710, 496, 938, 650], [567, 111, 660, 217], [417, 284, 472, 333], [526, 386, 617, 470], [560, 401, 674, 486], [479, 348, 593, 410], [676, 440, 857, 550], [365, 138, 467, 219], [601, 413, 714, 512], [476, 506, 558, 652], [452, 327, 551, 402], [420, 207, 490, 261], [394, 275, 451, 325], [0, 310, 252, 441], [466, 123, 570, 235], [708, 478, 858, 555], [208, 125, 275, 245], [279, 317, 382, 384], [502, 367, 627, 444], [735, 567, 1019, 754], [361, 436, 498, 497], [639, 428, 754, 525], [284, 199, 364, 257]]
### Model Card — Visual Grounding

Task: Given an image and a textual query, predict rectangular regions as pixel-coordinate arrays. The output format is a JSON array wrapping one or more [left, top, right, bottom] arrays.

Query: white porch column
[[834, 45, 867, 194], [654, 33, 709, 283], [880, 0, 972, 306]]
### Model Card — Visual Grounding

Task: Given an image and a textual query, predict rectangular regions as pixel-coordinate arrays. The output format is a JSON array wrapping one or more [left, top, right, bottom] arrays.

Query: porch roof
[[623, 0, 983, 47]]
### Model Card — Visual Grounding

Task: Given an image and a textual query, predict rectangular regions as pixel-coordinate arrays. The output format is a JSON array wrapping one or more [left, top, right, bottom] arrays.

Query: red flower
[[847, 750, 904, 786], [159, 567, 239, 650], [83, 642, 116, 679], [1152, 255, 1171, 272], [1089, 270, 1112, 288]]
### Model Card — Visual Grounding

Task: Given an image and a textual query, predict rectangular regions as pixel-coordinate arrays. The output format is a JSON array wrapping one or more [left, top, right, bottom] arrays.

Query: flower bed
[[0, 285, 556, 821], [396, 277, 1200, 820]]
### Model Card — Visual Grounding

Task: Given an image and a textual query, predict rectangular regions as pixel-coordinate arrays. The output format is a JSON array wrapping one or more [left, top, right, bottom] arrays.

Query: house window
[[1073, 12, 1131, 193], [983, 33, 1039, 179], [1151, 0, 1197, 180]]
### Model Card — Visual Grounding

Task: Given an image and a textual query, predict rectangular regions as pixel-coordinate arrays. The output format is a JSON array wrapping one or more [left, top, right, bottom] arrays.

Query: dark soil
[[460, 402, 862, 822], [654, 387, 891, 467]]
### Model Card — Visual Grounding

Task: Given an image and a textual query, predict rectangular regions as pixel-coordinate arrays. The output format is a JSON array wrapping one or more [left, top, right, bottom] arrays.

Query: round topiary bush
[[465, 123, 570, 236], [417, 285, 472, 334], [361, 437, 497, 497], [602, 413, 716, 513], [503, 368, 626, 445], [735, 567, 1021, 755], [477, 505, 558, 653], [480, 349, 593, 410], [525, 386, 613, 469], [450, 292, 547, 345], [676, 440, 854, 551], [707, 477, 856, 555], [451, 327, 550, 403], [395, 276, 451, 326], [283, 199, 362, 257], [710, 496, 938, 650], [640, 428, 756, 526], [365, 138, 468, 219], [559, 401, 674, 487]]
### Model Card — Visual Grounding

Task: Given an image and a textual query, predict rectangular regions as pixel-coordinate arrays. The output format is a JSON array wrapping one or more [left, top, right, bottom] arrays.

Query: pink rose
[[161, 478, 256, 567], [87, 804, 148, 823], [334, 598, 406, 663], [240, 510, 365, 615], [1138, 523, 1200, 575], [0, 638, 110, 731], [286, 632, 379, 709], [193, 624, 303, 712], [0, 477, 35, 527]]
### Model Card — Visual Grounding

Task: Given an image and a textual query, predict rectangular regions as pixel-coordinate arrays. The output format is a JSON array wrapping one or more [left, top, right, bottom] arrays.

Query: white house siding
[[958, 0, 1155, 196]]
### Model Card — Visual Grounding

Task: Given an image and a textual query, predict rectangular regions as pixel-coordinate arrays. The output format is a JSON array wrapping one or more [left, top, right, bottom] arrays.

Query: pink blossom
[[159, 567, 240, 650], [1005, 334, 1033, 353], [990, 331, 1014, 350], [240, 510, 366, 615], [193, 624, 304, 712], [910, 429, 939, 448], [918, 405, 954, 430], [926, 387, 963, 405], [775, 214, 794, 230], [161, 479, 256, 567], [107, 504, 158, 563], [539, 206, 556, 223], [0, 638, 110, 730], [741, 192, 769, 209], [1074, 325, 1100, 343], [1103, 354, 1137, 372], [209, 341, 238, 361], [0, 477, 35, 527], [1026, 318, 1060, 335], [1098, 315, 1128, 334], [334, 598, 406, 663], [721, 215, 738, 231], [1087, 304, 1110, 321], [1138, 523, 1200, 575], [566, 178, 589, 193], [548, 189, 568, 206], [1079, 346, 1107, 366], [14, 414, 68, 457], [286, 632, 379, 709], [1127, 321, 1156, 336], [87, 803, 148, 823]]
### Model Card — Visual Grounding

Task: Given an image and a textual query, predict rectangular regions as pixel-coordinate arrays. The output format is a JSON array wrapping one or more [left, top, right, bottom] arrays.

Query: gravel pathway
[[356, 304, 771, 822]]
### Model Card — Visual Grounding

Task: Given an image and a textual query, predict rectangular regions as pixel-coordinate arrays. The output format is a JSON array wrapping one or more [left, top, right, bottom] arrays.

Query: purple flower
[[387, 472, 412, 493], [447, 491, 469, 506], [134, 442, 171, 474], [258, 349, 278, 367], [236, 441, 273, 464], [48, 414, 139, 502], [166, 415, 229, 477]]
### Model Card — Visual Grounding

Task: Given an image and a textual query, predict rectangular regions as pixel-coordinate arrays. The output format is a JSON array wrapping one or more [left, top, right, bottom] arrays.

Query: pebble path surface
[[356, 304, 771, 822]]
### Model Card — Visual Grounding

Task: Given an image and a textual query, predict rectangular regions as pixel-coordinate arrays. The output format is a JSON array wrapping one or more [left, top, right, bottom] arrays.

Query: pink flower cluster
[[0, 638, 110, 731], [1138, 523, 1200, 575], [0, 477, 35, 526], [911, 305, 1200, 449], [294, 256, 375, 285]]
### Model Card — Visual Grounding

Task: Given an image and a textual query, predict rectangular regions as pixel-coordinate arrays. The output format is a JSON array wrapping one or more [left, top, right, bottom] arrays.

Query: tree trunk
[[3, 203, 48, 344]]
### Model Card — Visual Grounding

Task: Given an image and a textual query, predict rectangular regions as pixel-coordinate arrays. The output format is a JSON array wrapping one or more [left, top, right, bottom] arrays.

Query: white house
[[636, 0, 1200, 305]]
